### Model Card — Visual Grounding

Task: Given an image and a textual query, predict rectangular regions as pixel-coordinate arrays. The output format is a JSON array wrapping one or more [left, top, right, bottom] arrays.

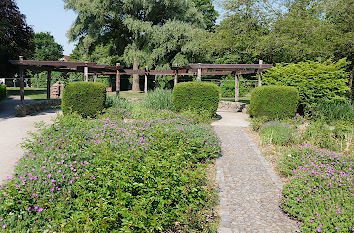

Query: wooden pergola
[[9, 57, 272, 102]]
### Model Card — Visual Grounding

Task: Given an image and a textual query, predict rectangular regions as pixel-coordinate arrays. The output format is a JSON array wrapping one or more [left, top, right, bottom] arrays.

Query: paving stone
[[213, 125, 299, 233]]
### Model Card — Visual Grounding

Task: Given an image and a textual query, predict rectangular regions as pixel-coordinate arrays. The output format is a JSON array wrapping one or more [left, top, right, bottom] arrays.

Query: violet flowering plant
[[280, 145, 353, 232], [0, 108, 221, 232]]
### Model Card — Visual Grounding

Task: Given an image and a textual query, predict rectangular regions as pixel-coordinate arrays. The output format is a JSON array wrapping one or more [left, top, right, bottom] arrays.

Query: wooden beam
[[187, 63, 273, 70], [144, 66, 148, 94], [174, 70, 178, 86], [235, 73, 239, 102], [258, 60, 263, 87], [19, 56, 24, 103], [84, 65, 89, 81], [47, 71, 51, 99], [197, 64, 202, 81], [116, 63, 120, 96]]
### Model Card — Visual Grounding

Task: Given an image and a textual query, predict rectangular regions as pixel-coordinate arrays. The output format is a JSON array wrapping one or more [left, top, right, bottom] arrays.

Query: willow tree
[[64, 0, 206, 91]]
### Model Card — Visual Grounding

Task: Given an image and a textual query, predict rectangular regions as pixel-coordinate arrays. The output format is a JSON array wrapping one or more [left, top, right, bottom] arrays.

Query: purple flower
[[37, 208, 43, 213], [27, 207, 31, 211], [2, 224, 5, 229], [317, 228, 322, 232]]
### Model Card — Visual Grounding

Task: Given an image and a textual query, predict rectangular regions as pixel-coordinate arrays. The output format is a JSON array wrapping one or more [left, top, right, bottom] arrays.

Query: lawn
[[6, 87, 47, 101]]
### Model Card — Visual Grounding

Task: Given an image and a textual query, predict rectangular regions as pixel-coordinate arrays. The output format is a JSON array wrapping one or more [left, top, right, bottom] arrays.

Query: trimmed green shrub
[[249, 85, 299, 120], [0, 84, 6, 101], [62, 82, 106, 117], [173, 82, 219, 116], [262, 59, 350, 110], [143, 88, 174, 110]]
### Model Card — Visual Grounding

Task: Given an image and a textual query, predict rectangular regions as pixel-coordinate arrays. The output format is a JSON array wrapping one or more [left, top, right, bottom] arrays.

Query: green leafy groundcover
[[0, 109, 220, 232], [280, 145, 353, 232]]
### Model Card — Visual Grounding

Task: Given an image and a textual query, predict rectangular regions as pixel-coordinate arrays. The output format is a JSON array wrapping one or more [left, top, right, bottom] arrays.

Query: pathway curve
[[0, 96, 59, 184], [212, 112, 298, 233]]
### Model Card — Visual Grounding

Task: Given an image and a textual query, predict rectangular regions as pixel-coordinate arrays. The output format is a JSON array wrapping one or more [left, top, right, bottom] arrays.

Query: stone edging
[[15, 99, 61, 117]]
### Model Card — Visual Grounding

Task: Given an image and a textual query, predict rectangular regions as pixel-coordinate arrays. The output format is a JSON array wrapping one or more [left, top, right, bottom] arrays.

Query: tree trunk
[[132, 60, 140, 92]]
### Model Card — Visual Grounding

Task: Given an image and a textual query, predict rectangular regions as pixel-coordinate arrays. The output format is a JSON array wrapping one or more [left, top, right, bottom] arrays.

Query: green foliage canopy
[[0, 0, 33, 76], [31, 32, 63, 61]]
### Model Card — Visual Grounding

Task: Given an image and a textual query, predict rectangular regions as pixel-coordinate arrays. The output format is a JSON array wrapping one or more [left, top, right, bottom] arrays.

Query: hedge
[[249, 85, 299, 120], [172, 82, 219, 115], [0, 84, 7, 101], [62, 82, 106, 117]]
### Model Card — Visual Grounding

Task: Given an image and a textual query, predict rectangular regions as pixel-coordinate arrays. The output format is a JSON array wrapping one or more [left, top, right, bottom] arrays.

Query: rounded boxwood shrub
[[0, 84, 7, 101], [62, 81, 106, 117], [172, 82, 219, 116], [249, 85, 299, 120]]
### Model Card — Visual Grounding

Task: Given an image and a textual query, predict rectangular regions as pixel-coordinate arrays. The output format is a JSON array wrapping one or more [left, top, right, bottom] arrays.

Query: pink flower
[[2, 224, 5, 229], [317, 228, 322, 232], [37, 208, 43, 213]]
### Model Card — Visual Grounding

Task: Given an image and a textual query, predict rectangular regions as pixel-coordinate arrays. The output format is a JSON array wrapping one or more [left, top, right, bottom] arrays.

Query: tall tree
[[64, 0, 205, 91], [190, 0, 218, 31], [31, 32, 63, 61], [0, 0, 33, 77]]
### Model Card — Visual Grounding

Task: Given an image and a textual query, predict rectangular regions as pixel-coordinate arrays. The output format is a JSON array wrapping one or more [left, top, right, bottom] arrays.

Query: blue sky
[[16, 0, 77, 55], [16, 0, 224, 56]]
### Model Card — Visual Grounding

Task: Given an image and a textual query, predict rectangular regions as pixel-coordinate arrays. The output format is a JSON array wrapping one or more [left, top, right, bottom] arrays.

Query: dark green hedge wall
[[172, 82, 219, 116], [249, 85, 299, 120], [62, 82, 106, 117]]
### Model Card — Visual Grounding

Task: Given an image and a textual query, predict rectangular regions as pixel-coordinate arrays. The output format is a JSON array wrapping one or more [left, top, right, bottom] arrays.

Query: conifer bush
[[262, 59, 350, 110], [172, 82, 219, 116], [249, 85, 299, 120], [62, 82, 106, 117]]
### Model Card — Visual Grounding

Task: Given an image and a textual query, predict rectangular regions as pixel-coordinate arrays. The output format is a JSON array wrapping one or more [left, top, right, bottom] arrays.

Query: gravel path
[[0, 96, 59, 184], [212, 112, 298, 233]]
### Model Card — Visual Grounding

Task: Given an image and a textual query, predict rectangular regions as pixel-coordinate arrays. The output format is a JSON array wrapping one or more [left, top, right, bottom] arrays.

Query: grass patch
[[6, 88, 47, 101], [107, 91, 146, 99]]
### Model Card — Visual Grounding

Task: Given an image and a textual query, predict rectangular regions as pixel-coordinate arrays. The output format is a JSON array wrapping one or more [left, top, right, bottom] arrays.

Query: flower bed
[[0, 108, 220, 232], [280, 145, 353, 232]]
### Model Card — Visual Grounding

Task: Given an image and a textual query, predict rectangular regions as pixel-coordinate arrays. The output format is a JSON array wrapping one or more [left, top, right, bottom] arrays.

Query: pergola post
[[19, 56, 24, 103], [84, 62, 89, 81], [47, 70, 51, 100], [174, 70, 178, 86], [258, 60, 263, 87], [144, 66, 148, 94], [235, 72, 240, 102], [197, 63, 202, 81], [93, 73, 97, 82], [116, 63, 120, 96]]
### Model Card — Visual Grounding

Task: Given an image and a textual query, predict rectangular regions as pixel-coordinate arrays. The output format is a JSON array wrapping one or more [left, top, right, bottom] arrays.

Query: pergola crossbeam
[[9, 58, 272, 102]]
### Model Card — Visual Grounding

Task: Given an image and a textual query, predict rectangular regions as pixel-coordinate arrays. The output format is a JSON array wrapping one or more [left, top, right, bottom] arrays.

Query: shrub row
[[62, 81, 106, 117], [0, 84, 6, 101], [249, 85, 299, 120]]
